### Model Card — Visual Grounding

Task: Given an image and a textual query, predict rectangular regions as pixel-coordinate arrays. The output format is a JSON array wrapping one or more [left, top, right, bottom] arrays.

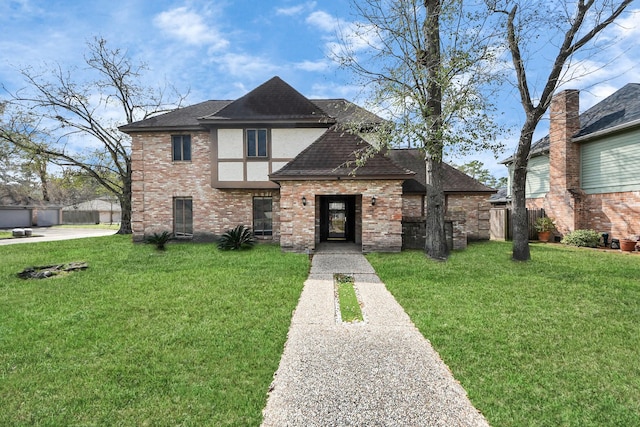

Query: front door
[[320, 196, 356, 242], [328, 201, 347, 240]]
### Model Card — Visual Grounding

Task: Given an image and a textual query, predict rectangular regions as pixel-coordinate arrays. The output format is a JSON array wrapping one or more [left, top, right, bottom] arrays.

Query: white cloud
[[306, 10, 381, 62], [213, 53, 280, 79], [306, 10, 339, 32], [276, 1, 316, 16], [294, 59, 330, 72], [308, 81, 364, 101], [153, 6, 229, 51], [609, 8, 640, 38]]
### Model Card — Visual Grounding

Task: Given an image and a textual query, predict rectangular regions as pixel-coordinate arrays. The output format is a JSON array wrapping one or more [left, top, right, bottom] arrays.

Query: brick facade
[[132, 129, 494, 251], [403, 193, 492, 241], [278, 180, 404, 253], [446, 194, 492, 240], [131, 131, 280, 242], [126, 76, 496, 252]]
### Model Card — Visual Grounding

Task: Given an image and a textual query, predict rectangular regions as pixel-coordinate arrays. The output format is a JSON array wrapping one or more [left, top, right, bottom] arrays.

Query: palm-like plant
[[145, 231, 173, 250], [217, 225, 255, 250]]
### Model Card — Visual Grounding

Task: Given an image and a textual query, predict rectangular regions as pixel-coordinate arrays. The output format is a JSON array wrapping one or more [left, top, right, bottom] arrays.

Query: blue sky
[[1, 0, 639, 178]]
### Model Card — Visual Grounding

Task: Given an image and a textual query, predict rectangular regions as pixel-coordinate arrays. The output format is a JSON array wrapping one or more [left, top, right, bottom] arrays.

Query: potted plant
[[534, 217, 556, 242], [620, 235, 638, 252]]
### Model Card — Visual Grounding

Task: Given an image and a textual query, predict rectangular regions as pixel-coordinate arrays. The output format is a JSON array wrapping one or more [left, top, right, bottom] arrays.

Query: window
[[172, 135, 191, 161], [174, 197, 193, 236], [246, 129, 268, 158], [253, 196, 273, 236]]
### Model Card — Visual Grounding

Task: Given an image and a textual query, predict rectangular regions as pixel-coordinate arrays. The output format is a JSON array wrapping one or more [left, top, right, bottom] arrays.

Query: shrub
[[561, 229, 601, 248], [145, 231, 173, 250], [217, 225, 256, 251], [535, 216, 556, 232]]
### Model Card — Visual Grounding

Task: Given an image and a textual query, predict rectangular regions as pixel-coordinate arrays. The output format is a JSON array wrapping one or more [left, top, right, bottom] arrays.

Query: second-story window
[[172, 135, 191, 161], [246, 129, 268, 158]]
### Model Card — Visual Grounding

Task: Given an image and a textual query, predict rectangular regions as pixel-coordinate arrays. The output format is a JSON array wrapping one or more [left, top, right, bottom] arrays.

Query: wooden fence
[[62, 210, 100, 224], [490, 207, 546, 241]]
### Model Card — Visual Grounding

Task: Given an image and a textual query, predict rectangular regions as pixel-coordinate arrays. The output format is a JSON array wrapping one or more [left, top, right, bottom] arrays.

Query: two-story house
[[501, 83, 640, 240], [121, 76, 495, 252]]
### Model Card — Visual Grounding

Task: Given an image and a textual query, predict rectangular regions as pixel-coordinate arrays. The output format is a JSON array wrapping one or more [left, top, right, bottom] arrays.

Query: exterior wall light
[[302, 196, 307, 206], [371, 195, 376, 206]]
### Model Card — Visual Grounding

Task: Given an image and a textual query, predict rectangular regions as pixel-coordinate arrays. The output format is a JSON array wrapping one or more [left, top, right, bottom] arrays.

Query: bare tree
[[492, 0, 633, 261], [0, 37, 187, 234], [0, 103, 50, 202], [336, 0, 505, 260]]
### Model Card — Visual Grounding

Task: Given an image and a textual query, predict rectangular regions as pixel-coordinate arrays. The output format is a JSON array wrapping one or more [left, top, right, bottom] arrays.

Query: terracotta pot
[[620, 239, 636, 252], [538, 231, 551, 242]]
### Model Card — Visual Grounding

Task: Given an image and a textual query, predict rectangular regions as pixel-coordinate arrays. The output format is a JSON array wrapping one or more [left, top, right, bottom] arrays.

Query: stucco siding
[[218, 162, 244, 181], [218, 129, 244, 158], [271, 128, 326, 158]]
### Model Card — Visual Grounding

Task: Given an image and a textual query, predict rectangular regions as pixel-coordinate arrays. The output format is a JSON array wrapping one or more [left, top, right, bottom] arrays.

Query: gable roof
[[388, 149, 496, 194], [502, 83, 640, 163], [199, 76, 334, 124], [120, 77, 389, 133], [270, 128, 414, 180], [119, 77, 389, 133]]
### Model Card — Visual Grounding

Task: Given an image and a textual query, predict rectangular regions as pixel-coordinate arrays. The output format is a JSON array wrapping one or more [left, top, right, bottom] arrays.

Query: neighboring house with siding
[[120, 76, 495, 252], [501, 83, 640, 240]]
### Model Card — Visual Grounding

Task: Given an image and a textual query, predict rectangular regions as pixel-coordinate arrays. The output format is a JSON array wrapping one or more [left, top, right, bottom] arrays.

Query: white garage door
[[0, 209, 32, 228]]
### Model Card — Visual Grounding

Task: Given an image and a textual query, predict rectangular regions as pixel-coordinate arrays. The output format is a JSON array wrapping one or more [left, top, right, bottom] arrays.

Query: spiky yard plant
[[217, 225, 256, 251], [145, 231, 173, 251]]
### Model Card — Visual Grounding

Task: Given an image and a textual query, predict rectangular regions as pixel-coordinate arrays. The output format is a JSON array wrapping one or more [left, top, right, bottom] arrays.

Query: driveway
[[0, 227, 117, 246]]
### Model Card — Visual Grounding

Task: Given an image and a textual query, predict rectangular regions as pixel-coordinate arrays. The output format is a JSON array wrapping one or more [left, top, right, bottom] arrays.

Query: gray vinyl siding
[[581, 131, 640, 194], [525, 155, 550, 198]]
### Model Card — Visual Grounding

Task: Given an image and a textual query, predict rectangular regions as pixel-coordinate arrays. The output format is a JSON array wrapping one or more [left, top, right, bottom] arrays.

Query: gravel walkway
[[261, 252, 489, 426]]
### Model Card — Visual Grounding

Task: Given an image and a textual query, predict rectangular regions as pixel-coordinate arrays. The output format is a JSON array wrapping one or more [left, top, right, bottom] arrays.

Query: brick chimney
[[549, 90, 580, 191], [546, 89, 582, 234]]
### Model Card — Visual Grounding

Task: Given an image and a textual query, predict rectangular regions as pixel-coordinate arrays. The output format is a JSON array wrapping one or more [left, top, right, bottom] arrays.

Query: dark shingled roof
[[311, 99, 385, 127], [119, 77, 387, 132], [119, 100, 232, 131], [200, 76, 334, 123], [270, 128, 414, 180], [502, 83, 640, 163], [575, 83, 640, 137], [388, 149, 496, 194]]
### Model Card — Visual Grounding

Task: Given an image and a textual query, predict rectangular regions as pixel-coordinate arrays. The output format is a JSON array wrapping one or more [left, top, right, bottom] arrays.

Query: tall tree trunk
[[116, 163, 132, 234], [425, 155, 448, 259], [511, 118, 537, 261], [37, 161, 49, 202], [422, 0, 448, 260]]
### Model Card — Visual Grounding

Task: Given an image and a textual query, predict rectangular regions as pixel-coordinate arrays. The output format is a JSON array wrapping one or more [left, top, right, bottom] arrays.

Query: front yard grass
[[367, 241, 640, 427], [0, 236, 308, 426]]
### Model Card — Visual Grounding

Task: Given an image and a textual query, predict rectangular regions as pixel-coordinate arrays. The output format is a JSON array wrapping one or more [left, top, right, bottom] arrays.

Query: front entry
[[328, 200, 347, 240], [320, 196, 356, 242]]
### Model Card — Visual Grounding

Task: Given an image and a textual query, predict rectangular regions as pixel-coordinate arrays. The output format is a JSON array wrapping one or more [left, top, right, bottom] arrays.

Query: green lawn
[[367, 241, 640, 427], [0, 236, 308, 426]]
